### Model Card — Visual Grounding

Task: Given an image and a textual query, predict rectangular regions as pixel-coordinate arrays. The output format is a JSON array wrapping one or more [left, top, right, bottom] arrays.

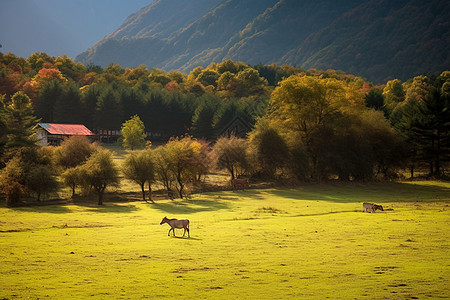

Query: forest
[[0, 51, 449, 206]]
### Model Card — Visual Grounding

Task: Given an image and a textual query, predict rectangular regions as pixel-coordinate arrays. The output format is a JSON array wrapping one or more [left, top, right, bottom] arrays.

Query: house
[[37, 123, 95, 146]]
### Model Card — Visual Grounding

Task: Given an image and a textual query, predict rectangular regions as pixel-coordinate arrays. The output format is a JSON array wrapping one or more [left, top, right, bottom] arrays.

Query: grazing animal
[[231, 178, 249, 191], [363, 202, 384, 213], [160, 217, 190, 237]]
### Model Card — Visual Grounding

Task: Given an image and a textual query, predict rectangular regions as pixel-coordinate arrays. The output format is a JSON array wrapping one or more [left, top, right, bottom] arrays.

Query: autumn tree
[[121, 115, 146, 150], [265, 75, 405, 180], [152, 146, 176, 198], [383, 79, 405, 115], [196, 70, 219, 88], [247, 119, 289, 179], [81, 149, 120, 205], [212, 134, 249, 180], [122, 150, 155, 203], [0, 147, 58, 205], [54, 135, 97, 169], [0, 94, 7, 160], [164, 136, 204, 198], [61, 166, 86, 198], [27, 163, 58, 201]]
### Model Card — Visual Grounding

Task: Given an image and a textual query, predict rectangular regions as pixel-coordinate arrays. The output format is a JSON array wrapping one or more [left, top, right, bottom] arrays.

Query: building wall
[[37, 129, 48, 146]]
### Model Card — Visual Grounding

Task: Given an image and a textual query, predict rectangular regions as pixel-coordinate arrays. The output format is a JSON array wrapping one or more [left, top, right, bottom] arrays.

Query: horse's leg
[[187, 227, 190, 238], [183, 228, 186, 237], [168, 228, 173, 236]]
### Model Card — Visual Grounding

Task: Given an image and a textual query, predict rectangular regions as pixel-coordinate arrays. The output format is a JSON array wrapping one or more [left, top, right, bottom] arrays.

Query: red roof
[[39, 123, 94, 136]]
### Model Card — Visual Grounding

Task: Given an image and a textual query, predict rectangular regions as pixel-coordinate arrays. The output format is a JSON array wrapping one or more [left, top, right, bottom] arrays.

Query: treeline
[[0, 51, 449, 206], [0, 52, 287, 140], [0, 52, 373, 140]]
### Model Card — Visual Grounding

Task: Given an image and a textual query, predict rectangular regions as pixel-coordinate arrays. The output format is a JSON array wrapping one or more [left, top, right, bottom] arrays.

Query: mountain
[[76, 0, 450, 83], [283, 0, 450, 82]]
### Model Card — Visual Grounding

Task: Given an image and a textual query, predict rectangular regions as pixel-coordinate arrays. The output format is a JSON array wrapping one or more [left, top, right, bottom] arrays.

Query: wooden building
[[37, 123, 95, 146]]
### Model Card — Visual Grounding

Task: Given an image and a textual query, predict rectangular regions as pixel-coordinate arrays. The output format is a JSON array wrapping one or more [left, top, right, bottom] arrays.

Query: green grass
[[1, 181, 449, 299]]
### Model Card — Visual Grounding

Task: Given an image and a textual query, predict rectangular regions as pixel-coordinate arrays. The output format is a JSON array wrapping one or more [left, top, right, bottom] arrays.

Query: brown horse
[[363, 202, 384, 213], [160, 217, 190, 237]]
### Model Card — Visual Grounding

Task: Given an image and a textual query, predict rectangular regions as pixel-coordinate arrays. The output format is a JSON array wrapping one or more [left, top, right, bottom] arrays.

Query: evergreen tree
[[36, 79, 63, 122], [2, 91, 39, 161], [411, 88, 450, 177], [191, 97, 217, 140], [54, 82, 83, 123], [95, 86, 124, 129]]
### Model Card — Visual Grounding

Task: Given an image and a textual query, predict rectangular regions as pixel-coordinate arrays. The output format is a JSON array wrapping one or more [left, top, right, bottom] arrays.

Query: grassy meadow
[[1, 180, 449, 299]]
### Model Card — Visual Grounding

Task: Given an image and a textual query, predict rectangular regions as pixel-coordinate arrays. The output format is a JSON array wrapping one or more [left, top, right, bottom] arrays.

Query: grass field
[[1, 181, 449, 299]]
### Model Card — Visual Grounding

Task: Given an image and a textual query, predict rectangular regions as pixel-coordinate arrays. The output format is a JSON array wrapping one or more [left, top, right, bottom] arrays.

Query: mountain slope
[[283, 0, 450, 82], [106, 0, 223, 40], [76, 0, 450, 83], [207, 0, 362, 67]]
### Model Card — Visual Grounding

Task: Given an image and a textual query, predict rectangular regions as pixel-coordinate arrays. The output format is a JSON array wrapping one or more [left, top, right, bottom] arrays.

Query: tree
[[197, 70, 219, 88], [164, 136, 203, 198], [212, 134, 249, 180], [121, 115, 146, 150], [191, 96, 218, 140], [0, 147, 58, 205], [1, 91, 40, 162], [247, 119, 289, 179], [390, 73, 450, 178], [264, 75, 405, 181], [36, 79, 64, 122], [190, 140, 211, 183], [0, 155, 25, 206], [365, 88, 384, 111], [383, 79, 405, 115], [0, 94, 7, 161], [152, 146, 176, 198], [411, 88, 450, 177], [53, 82, 83, 123], [61, 166, 86, 198], [95, 86, 124, 130], [268, 75, 363, 136], [81, 149, 120, 205], [27, 164, 58, 201], [122, 150, 155, 203], [151, 136, 206, 199], [54, 135, 97, 169]]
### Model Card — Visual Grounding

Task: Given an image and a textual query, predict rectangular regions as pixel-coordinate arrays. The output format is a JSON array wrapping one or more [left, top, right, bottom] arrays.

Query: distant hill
[[76, 0, 450, 83]]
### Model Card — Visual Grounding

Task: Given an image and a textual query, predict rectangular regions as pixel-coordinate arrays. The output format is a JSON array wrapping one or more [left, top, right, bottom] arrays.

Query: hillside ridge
[[76, 0, 450, 83]]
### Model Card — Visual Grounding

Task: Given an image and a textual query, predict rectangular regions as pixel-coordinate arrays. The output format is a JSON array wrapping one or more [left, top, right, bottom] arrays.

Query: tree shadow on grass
[[152, 199, 230, 214], [241, 182, 450, 204], [8, 205, 74, 214], [84, 203, 140, 213]]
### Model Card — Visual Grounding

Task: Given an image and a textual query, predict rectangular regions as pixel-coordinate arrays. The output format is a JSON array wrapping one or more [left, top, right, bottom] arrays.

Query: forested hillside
[[76, 0, 450, 83]]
